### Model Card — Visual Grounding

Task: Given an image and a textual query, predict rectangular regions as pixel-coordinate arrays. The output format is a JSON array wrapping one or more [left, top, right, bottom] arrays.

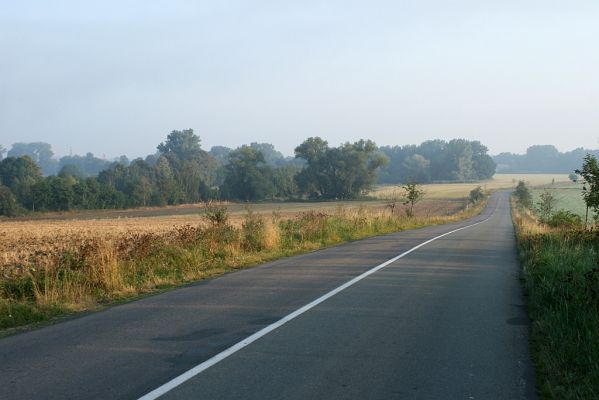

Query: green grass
[[514, 204, 599, 399], [531, 183, 594, 219]]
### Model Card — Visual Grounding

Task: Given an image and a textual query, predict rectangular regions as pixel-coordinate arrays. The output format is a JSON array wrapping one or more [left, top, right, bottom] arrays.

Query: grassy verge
[[0, 201, 486, 334], [513, 200, 599, 398]]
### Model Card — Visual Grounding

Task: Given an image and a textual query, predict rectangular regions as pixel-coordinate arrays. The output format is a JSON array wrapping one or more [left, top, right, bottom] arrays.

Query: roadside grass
[[513, 199, 599, 399], [0, 200, 486, 333]]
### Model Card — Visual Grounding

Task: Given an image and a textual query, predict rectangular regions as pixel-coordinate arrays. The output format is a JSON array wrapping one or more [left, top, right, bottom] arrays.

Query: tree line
[[494, 145, 599, 174], [0, 131, 496, 216], [377, 139, 496, 183]]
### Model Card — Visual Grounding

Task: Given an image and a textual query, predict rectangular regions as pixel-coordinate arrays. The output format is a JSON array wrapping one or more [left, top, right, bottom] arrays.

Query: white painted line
[[138, 213, 494, 400]]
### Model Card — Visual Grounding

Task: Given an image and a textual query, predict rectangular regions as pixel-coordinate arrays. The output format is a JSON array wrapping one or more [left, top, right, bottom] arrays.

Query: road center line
[[138, 212, 494, 400]]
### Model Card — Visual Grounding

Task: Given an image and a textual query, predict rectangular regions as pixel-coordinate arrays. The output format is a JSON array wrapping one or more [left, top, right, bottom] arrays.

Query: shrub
[[202, 201, 229, 226], [241, 207, 266, 251], [515, 181, 532, 208], [469, 186, 486, 204], [547, 209, 583, 229]]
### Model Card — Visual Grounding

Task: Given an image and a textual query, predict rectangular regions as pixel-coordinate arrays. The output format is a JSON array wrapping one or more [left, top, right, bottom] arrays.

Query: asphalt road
[[0, 191, 536, 399]]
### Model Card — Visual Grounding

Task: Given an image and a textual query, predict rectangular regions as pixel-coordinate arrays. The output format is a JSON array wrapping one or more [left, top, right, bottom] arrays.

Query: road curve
[[0, 191, 536, 399]]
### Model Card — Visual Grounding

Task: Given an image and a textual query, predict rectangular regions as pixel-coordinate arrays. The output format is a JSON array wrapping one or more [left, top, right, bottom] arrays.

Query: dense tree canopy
[[378, 139, 495, 184], [58, 153, 111, 177], [221, 146, 275, 201], [8, 142, 58, 175], [0, 133, 500, 216], [295, 138, 387, 199]]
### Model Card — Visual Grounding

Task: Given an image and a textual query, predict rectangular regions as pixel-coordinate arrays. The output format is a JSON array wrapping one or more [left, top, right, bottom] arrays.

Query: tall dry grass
[[0, 200, 486, 332]]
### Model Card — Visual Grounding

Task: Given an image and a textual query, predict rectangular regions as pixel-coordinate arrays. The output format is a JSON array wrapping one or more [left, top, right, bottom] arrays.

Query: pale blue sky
[[1, 1, 598, 158]]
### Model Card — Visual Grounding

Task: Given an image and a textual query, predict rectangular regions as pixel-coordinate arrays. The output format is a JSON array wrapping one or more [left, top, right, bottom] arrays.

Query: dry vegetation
[[0, 197, 484, 332]]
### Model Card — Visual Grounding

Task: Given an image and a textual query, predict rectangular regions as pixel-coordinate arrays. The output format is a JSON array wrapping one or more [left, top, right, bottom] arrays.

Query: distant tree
[[444, 139, 475, 181], [58, 164, 85, 179], [402, 182, 425, 217], [220, 146, 275, 201], [271, 165, 300, 198], [58, 153, 110, 177], [8, 142, 58, 175], [153, 155, 180, 205], [157, 129, 202, 160], [209, 146, 233, 165], [537, 190, 557, 223], [116, 155, 130, 165], [0, 156, 43, 209], [47, 176, 76, 211], [157, 129, 219, 202], [295, 137, 387, 199], [514, 181, 532, 208], [469, 186, 486, 204], [0, 145, 6, 160], [575, 154, 599, 228], [470, 141, 496, 179], [402, 154, 430, 183], [248, 142, 286, 166], [378, 139, 494, 184], [569, 173, 578, 183], [294, 137, 333, 198], [494, 145, 598, 174], [0, 185, 21, 216]]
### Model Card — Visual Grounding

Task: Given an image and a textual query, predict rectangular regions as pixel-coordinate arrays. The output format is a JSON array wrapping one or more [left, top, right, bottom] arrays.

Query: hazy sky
[[1, 1, 598, 159]]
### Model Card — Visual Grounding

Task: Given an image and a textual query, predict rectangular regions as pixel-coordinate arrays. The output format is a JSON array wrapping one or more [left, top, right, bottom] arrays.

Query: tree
[[0, 185, 21, 216], [0, 156, 43, 209], [8, 142, 58, 175], [157, 129, 219, 203], [378, 139, 494, 184], [575, 154, 599, 228], [220, 146, 275, 201], [470, 141, 496, 179], [401, 154, 430, 183], [249, 143, 286, 166], [209, 146, 233, 165], [569, 173, 578, 183], [514, 181, 532, 208], [58, 164, 85, 179], [295, 138, 387, 199], [0, 145, 6, 160], [58, 153, 110, 177], [272, 165, 300, 198], [469, 186, 486, 204], [157, 129, 202, 160], [444, 139, 475, 181], [402, 182, 425, 217], [536, 190, 557, 223]]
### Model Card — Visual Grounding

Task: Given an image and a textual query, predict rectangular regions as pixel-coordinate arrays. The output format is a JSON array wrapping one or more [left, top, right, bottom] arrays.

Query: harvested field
[[0, 199, 462, 274], [372, 173, 570, 200]]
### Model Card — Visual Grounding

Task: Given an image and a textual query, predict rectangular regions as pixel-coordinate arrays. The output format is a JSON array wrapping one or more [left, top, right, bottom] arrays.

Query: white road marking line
[[138, 212, 495, 400]]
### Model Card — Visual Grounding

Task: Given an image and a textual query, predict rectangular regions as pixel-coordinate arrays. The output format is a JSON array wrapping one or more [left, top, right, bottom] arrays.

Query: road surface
[[0, 191, 536, 399]]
